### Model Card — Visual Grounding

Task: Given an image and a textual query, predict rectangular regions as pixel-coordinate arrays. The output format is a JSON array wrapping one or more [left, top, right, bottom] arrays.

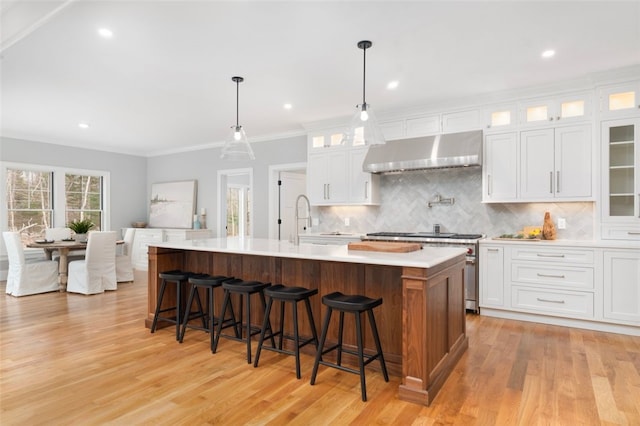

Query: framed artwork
[[149, 180, 197, 228]]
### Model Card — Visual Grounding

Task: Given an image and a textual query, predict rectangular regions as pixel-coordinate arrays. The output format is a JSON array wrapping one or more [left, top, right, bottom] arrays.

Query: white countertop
[[481, 238, 640, 249], [151, 237, 467, 269]]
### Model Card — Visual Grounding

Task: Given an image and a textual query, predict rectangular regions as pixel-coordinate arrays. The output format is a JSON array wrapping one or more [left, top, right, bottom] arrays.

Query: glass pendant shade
[[342, 40, 385, 146], [343, 103, 385, 146], [221, 125, 255, 160], [221, 76, 255, 160]]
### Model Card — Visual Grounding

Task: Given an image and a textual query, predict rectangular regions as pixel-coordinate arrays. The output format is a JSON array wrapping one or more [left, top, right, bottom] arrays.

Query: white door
[[520, 128, 555, 199], [555, 125, 592, 198], [484, 132, 518, 201], [279, 171, 306, 241]]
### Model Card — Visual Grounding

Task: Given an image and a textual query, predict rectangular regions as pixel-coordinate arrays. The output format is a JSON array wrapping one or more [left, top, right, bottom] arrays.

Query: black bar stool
[[253, 284, 319, 379], [212, 280, 275, 364], [178, 274, 239, 352], [150, 270, 194, 341], [310, 291, 389, 401]]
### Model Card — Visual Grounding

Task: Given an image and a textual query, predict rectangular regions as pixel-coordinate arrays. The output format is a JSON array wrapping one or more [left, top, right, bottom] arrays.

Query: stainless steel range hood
[[362, 129, 483, 173]]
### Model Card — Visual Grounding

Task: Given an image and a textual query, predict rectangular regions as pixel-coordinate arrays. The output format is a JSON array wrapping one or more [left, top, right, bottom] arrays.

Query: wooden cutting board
[[348, 241, 422, 253]]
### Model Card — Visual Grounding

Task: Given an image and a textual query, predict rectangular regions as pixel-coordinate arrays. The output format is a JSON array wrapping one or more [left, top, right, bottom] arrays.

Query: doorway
[[217, 168, 253, 237], [268, 163, 307, 240]]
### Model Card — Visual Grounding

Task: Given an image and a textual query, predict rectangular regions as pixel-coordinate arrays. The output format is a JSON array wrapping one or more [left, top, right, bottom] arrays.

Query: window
[[2, 162, 110, 243], [226, 185, 251, 237]]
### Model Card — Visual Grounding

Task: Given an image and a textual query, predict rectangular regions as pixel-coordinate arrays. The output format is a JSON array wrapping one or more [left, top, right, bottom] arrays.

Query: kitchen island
[[145, 238, 467, 405]]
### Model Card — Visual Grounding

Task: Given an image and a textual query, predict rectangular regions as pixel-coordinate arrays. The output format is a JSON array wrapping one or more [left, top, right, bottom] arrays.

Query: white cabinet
[[603, 249, 640, 325], [598, 81, 640, 119], [348, 148, 380, 204], [441, 109, 481, 134], [480, 244, 505, 307], [379, 109, 481, 141], [307, 151, 348, 205], [601, 118, 640, 240], [406, 115, 441, 137], [483, 104, 518, 133], [307, 130, 379, 206], [519, 125, 592, 201], [483, 132, 518, 202], [480, 240, 640, 335], [129, 228, 213, 270], [518, 91, 592, 127]]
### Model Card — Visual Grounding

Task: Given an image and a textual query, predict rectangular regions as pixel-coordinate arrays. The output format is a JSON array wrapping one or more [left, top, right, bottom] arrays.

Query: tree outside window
[[5, 169, 53, 242], [65, 174, 102, 230]]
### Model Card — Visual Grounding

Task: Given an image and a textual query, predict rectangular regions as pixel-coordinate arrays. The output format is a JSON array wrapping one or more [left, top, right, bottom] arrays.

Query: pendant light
[[221, 76, 255, 160], [342, 40, 385, 146]]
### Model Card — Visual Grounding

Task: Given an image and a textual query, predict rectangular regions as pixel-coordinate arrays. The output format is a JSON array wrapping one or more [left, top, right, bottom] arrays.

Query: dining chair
[[2, 231, 59, 297], [67, 231, 117, 295], [116, 228, 135, 282], [45, 227, 72, 241], [45, 227, 86, 262]]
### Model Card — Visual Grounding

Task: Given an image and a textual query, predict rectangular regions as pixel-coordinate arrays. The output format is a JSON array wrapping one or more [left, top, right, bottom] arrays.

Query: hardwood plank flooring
[[1, 277, 639, 425]]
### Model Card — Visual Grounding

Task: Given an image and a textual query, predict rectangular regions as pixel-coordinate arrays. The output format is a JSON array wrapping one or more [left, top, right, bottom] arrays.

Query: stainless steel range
[[362, 231, 484, 313]]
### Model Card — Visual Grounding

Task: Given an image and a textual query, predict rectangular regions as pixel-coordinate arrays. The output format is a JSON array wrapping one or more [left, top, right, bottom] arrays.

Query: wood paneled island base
[[146, 239, 467, 405]]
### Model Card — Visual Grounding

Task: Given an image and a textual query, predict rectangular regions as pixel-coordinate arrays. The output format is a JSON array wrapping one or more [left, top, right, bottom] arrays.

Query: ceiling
[[1, 1, 639, 157]]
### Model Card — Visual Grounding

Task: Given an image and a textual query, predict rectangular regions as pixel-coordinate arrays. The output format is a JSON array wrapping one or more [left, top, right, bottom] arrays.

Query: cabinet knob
[[487, 124, 491, 128], [548, 117, 554, 121], [556, 116, 561, 120]]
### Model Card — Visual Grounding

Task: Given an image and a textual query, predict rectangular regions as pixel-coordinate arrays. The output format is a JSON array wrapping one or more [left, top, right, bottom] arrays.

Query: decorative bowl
[[131, 221, 147, 228]]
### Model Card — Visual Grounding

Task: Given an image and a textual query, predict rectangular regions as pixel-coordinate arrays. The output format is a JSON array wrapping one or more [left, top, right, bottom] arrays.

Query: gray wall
[[146, 135, 307, 238], [0, 137, 148, 232]]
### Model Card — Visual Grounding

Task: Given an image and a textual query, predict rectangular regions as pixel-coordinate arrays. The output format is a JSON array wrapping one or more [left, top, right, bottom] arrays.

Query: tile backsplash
[[314, 167, 595, 239]]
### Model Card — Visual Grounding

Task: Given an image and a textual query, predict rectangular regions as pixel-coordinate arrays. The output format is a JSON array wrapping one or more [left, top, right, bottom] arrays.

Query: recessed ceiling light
[[541, 49, 556, 58], [387, 80, 399, 90], [78, 122, 90, 129], [283, 103, 293, 110], [98, 28, 113, 38]]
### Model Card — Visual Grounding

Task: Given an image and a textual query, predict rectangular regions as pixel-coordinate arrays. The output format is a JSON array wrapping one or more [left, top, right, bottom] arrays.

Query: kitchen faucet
[[294, 194, 312, 245]]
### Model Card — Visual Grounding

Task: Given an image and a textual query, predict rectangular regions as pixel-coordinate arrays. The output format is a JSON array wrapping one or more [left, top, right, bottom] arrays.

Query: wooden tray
[[348, 241, 422, 253]]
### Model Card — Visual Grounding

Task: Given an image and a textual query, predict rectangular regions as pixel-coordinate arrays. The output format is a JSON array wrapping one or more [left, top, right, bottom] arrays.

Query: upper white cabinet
[[306, 130, 379, 206], [601, 118, 640, 240], [483, 104, 518, 133], [307, 131, 348, 154], [519, 125, 592, 201], [518, 91, 592, 128], [406, 115, 441, 136], [348, 148, 380, 204], [599, 81, 640, 119], [379, 109, 482, 141], [483, 132, 518, 202], [307, 150, 348, 205], [441, 109, 481, 134]]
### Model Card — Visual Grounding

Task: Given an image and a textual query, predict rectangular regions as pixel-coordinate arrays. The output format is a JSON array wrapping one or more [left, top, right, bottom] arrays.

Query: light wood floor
[[1, 276, 639, 425]]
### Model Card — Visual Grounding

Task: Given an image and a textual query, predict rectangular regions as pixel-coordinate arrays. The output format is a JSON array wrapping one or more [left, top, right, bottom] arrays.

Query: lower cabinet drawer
[[511, 263, 594, 290], [601, 224, 640, 241], [511, 286, 594, 318]]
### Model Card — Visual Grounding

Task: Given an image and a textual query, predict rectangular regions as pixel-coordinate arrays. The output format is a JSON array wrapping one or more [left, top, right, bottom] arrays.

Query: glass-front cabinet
[[601, 118, 640, 240]]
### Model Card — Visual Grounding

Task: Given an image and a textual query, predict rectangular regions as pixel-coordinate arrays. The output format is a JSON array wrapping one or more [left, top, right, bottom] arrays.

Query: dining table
[[26, 239, 123, 292]]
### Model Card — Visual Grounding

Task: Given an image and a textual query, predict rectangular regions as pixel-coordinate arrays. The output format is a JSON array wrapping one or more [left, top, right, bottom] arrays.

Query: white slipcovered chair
[[2, 231, 59, 297], [67, 231, 117, 295], [116, 228, 135, 282], [45, 227, 72, 241]]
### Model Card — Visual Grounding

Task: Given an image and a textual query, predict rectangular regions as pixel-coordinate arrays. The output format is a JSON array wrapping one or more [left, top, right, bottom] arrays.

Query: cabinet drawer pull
[[628, 232, 640, 235], [537, 273, 565, 279], [549, 171, 553, 193], [537, 297, 565, 304], [487, 248, 499, 252], [556, 171, 560, 193], [536, 253, 565, 258]]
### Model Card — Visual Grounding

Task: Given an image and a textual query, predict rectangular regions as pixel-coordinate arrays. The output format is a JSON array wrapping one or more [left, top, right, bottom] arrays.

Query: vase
[[75, 233, 88, 243], [542, 212, 557, 240]]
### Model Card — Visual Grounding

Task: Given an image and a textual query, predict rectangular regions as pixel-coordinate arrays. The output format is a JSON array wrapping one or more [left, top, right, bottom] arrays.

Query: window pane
[[5, 169, 53, 239], [65, 174, 102, 230]]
